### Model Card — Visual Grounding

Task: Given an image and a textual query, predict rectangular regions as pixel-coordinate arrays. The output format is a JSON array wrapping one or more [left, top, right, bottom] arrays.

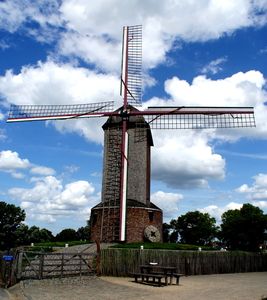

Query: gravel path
[[7, 272, 267, 300], [6, 245, 267, 299]]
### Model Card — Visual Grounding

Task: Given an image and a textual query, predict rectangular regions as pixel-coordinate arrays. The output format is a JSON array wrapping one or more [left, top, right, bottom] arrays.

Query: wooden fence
[[101, 248, 267, 276], [17, 251, 100, 280], [0, 246, 100, 287]]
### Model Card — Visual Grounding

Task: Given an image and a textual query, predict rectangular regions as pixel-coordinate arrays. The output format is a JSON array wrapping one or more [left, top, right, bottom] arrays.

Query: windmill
[[7, 25, 256, 243]]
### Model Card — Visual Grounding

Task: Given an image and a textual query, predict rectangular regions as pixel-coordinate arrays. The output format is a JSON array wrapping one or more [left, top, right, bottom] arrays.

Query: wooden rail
[[17, 251, 100, 279]]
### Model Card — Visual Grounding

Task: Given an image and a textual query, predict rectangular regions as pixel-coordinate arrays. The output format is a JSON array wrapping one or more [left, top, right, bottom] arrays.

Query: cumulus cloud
[[151, 130, 225, 189], [11, 172, 26, 179], [161, 71, 267, 140], [0, 150, 57, 178], [0, 61, 120, 144], [201, 56, 228, 74], [0, 150, 31, 170], [199, 202, 243, 221], [151, 191, 183, 217], [0, 0, 266, 72], [30, 166, 56, 176], [64, 165, 80, 173], [8, 175, 99, 223], [57, 0, 267, 70], [0, 0, 62, 41], [235, 173, 267, 201]]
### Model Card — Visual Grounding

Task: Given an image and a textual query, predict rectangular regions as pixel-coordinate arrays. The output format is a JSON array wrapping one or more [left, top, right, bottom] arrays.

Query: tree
[[76, 220, 91, 241], [56, 228, 77, 242], [13, 225, 54, 246], [0, 202, 26, 250], [220, 203, 267, 251], [172, 211, 218, 245], [162, 223, 171, 243]]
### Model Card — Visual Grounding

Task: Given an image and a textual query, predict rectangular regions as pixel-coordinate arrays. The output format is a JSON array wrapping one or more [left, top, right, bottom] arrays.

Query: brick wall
[[90, 206, 162, 243]]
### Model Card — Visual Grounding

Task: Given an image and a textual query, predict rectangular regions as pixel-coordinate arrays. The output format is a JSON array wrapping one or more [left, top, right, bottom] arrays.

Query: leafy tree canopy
[[13, 225, 54, 246], [171, 211, 218, 245], [76, 220, 90, 241], [220, 203, 267, 251], [56, 228, 77, 242], [0, 201, 26, 250]]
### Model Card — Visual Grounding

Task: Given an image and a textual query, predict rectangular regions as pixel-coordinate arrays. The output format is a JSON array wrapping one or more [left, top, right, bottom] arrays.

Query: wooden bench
[[129, 272, 168, 287], [172, 273, 185, 285], [149, 271, 185, 285]]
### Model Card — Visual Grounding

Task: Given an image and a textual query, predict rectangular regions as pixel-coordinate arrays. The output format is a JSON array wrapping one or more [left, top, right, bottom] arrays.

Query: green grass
[[111, 242, 215, 250], [23, 246, 54, 253], [34, 241, 93, 247]]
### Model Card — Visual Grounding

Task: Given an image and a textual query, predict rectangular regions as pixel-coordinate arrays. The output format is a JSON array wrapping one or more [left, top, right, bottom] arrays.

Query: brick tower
[[90, 105, 163, 243]]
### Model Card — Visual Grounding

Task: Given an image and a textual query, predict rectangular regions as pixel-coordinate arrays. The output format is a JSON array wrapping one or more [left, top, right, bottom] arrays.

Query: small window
[[92, 214, 97, 226], [149, 211, 154, 222]]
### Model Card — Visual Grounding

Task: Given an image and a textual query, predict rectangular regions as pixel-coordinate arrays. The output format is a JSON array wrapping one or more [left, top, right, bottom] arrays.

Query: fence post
[[96, 239, 101, 276], [61, 253, 64, 277], [10, 250, 18, 286], [39, 249, 44, 279]]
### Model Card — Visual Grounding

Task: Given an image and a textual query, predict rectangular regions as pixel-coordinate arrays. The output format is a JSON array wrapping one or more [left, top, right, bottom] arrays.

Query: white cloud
[[64, 165, 80, 173], [30, 166, 56, 176], [0, 128, 7, 140], [162, 71, 267, 140], [147, 70, 265, 191], [57, 0, 267, 70], [251, 201, 267, 210], [27, 213, 56, 224], [0, 0, 265, 73], [151, 191, 183, 217], [0, 61, 120, 144], [91, 172, 102, 177], [11, 172, 26, 179], [59, 181, 95, 206], [151, 130, 225, 189], [0, 150, 31, 170], [199, 202, 243, 221], [235, 173, 267, 201], [8, 175, 99, 223], [0, 61, 120, 105], [0, 0, 62, 40], [201, 56, 228, 74]]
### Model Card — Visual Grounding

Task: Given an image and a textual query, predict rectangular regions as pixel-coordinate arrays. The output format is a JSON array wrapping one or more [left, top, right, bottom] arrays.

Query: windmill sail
[[120, 25, 142, 107], [143, 106, 256, 129], [7, 101, 114, 122]]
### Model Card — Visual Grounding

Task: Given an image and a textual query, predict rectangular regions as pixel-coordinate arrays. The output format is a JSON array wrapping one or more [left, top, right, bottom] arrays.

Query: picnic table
[[129, 264, 185, 286]]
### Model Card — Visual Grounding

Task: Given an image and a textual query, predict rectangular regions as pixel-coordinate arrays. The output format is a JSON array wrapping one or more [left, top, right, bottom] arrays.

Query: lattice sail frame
[[143, 106, 256, 129], [120, 25, 142, 107], [8, 102, 114, 122]]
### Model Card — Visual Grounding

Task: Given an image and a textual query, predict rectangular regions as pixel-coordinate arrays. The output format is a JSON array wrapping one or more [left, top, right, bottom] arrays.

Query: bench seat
[[129, 272, 168, 287], [148, 271, 185, 285], [172, 273, 185, 285]]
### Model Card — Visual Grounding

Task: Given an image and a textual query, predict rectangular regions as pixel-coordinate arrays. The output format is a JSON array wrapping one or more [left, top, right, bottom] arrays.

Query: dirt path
[[7, 272, 267, 300]]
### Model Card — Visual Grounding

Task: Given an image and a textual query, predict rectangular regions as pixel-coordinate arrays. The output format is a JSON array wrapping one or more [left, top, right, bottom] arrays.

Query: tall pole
[[119, 26, 129, 241]]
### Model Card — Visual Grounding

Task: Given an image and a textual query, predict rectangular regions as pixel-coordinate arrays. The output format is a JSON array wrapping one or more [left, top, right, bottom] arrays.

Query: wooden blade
[[7, 101, 114, 123]]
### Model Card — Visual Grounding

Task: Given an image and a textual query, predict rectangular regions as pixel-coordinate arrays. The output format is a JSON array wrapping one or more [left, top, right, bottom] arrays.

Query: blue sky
[[0, 0, 266, 235]]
